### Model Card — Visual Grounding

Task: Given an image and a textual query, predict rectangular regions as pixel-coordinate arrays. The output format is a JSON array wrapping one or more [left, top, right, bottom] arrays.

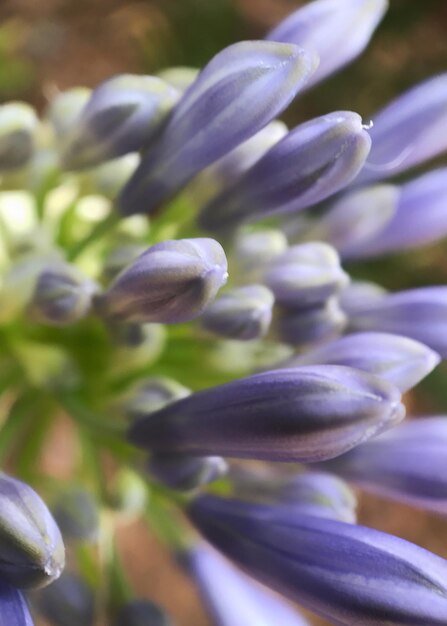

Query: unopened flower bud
[[126, 377, 190, 420], [100, 238, 228, 324], [199, 112, 371, 231], [52, 488, 99, 543], [36, 572, 95, 626], [113, 600, 173, 626], [61, 75, 179, 170], [0, 473, 65, 589], [232, 229, 288, 282], [0, 580, 33, 626], [147, 454, 228, 492], [200, 285, 274, 341], [264, 243, 349, 308], [119, 41, 318, 216], [0, 102, 38, 172], [275, 298, 347, 347]]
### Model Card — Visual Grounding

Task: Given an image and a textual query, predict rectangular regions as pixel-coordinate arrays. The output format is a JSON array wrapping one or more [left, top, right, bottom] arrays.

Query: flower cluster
[[1, 0, 447, 624]]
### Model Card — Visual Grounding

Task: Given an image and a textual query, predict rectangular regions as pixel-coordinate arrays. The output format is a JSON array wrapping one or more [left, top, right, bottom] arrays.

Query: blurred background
[[1, 1, 447, 624]]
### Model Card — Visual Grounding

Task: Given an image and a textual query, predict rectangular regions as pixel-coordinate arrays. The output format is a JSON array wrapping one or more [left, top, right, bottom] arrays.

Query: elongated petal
[[356, 73, 447, 184], [189, 495, 447, 626], [119, 42, 318, 216], [264, 242, 349, 308], [61, 75, 179, 170], [199, 112, 371, 231], [128, 365, 405, 462], [274, 298, 347, 348], [200, 285, 274, 341], [346, 168, 447, 256], [0, 473, 65, 589], [281, 332, 440, 392], [301, 184, 400, 257], [0, 581, 33, 626], [322, 416, 447, 515], [185, 544, 311, 626], [347, 286, 447, 357], [267, 0, 388, 88], [100, 238, 228, 324]]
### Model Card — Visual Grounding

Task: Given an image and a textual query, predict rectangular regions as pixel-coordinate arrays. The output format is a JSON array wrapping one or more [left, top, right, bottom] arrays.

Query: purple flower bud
[[267, 0, 388, 88], [282, 332, 440, 392], [232, 229, 288, 283], [345, 168, 447, 257], [302, 184, 399, 257], [200, 285, 274, 341], [52, 488, 99, 543], [232, 468, 357, 523], [100, 238, 228, 324], [36, 572, 95, 626], [198, 112, 371, 231], [128, 365, 405, 462], [0, 473, 65, 589], [147, 454, 228, 492], [264, 243, 349, 308], [0, 581, 33, 626], [28, 266, 97, 326], [0, 102, 38, 172], [61, 75, 179, 170], [113, 600, 172, 626], [46, 87, 91, 140], [189, 494, 447, 625], [347, 286, 447, 357], [102, 243, 147, 282], [126, 377, 190, 420], [339, 280, 387, 316], [275, 298, 347, 348], [185, 544, 311, 626], [119, 42, 318, 216], [356, 73, 447, 184], [322, 416, 447, 515]]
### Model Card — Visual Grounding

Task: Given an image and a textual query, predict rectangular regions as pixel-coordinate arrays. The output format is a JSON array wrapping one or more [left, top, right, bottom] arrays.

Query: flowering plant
[[0, 0, 447, 624]]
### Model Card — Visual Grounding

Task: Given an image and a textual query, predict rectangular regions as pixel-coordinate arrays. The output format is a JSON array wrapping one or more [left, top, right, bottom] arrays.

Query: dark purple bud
[[35, 572, 95, 626], [119, 42, 318, 216], [200, 285, 274, 341], [0, 581, 33, 626], [267, 0, 388, 88], [264, 243, 349, 308], [198, 112, 371, 232], [345, 168, 447, 257], [113, 600, 173, 626], [322, 416, 447, 515], [282, 332, 440, 392], [128, 365, 405, 462], [61, 75, 179, 170], [100, 238, 228, 324], [185, 544, 311, 626], [347, 286, 447, 357], [189, 494, 447, 625], [275, 298, 347, 347], [147, 454, 228, 492], [356, 73, 447, 184], [28, 266, 97, 326], [0, 473, 65, 589]]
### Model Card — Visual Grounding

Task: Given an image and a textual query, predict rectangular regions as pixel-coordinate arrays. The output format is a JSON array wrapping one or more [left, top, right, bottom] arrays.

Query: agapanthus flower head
[[61, 75, 180, 170], [189, 494, 447, 626], [199, 112, 371, 232], [0, 473, 65, 589], [99, 238, 228, 324], [119, 41, 318, 216], [128, 365, 405, 462]]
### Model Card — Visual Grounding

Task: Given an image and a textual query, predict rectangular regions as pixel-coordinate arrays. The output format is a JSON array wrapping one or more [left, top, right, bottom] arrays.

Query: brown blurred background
[[1, 1, 447, 625]]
